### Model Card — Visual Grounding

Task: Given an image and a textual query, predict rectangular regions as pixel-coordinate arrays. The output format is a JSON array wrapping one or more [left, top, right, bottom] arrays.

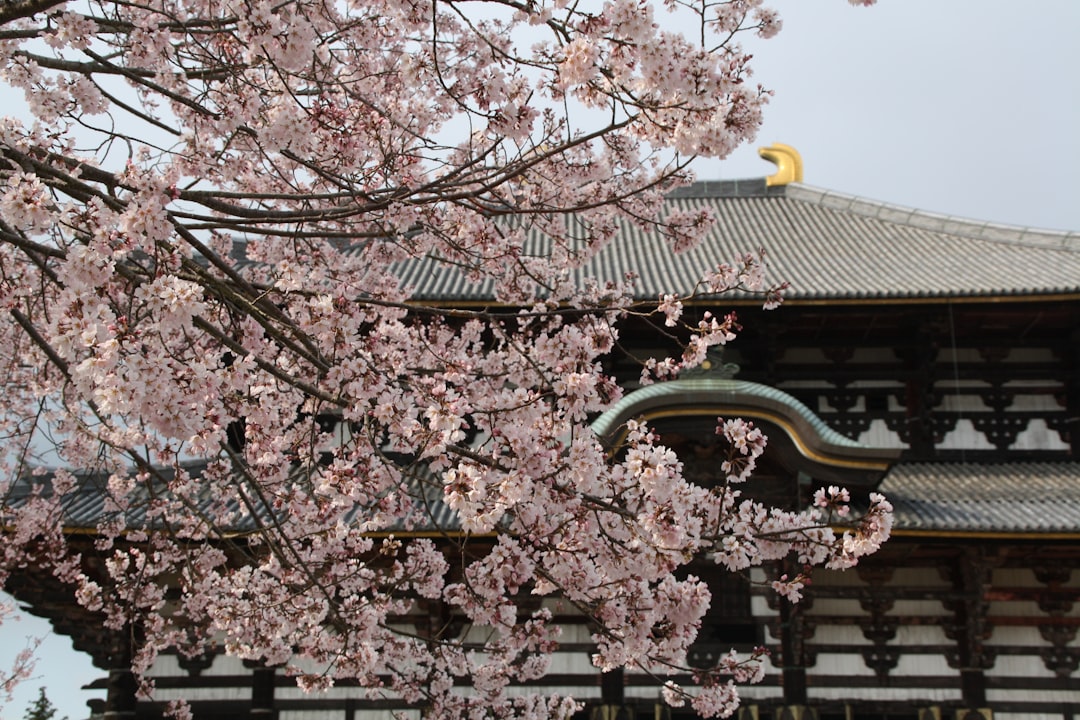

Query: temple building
[[5, 146, 1080, 720]]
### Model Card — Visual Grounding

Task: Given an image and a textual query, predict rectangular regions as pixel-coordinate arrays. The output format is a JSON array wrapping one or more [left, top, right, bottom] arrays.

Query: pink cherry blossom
[[0, 0, 885, 716]]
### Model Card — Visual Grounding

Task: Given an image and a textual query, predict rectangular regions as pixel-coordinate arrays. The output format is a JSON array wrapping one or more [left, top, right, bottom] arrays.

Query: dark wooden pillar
[[1033, 566, 1080, 678], [772, 558, 814, 711], [942, 549, 994, 710], [777, 599, 807, 706], [102, 632, 137, 720], [599, 667, 624, 706], [245, 662, 278, 720], [590, 668, 631, 720], [103, 667, 138, 720], [1059, 327, 1080, 457], [896, 319, 941, 456], [856, 565, 900, 681]]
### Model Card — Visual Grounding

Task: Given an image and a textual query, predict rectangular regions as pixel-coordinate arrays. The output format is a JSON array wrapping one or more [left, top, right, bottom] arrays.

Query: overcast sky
[[2, 2, 1079, 719], [699, 0, 1080, 231]]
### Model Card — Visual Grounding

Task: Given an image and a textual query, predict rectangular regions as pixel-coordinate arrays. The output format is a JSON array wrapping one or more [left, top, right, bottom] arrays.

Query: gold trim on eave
[[760, 143, 804, 186], [607, 405, 891, 472]]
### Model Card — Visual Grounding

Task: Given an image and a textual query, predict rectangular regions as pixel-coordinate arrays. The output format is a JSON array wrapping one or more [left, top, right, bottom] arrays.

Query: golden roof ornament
[[759, 142, 804, 186]]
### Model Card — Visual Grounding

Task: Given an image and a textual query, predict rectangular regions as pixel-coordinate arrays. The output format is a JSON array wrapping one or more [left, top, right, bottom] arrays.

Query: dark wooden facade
[[5, 176, 1080, 720]]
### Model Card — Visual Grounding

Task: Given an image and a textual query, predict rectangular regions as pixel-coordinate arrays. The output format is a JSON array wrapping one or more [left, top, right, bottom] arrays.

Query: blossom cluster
[[0, 0, 884, 717]]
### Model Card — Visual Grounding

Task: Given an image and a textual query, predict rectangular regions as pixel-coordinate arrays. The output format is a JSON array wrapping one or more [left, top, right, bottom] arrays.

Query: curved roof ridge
[[592, 376, 859, 449], [591, 377, 900, 487], [784, 183, 1080, 252]]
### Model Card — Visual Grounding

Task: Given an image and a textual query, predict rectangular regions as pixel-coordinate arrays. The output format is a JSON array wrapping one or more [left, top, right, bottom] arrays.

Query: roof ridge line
[[785, 183, 1080, 251], [666, 178, 785, 199]]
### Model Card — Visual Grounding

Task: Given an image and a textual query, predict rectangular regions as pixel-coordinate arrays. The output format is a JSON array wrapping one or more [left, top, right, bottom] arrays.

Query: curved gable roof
[[591, 375, 900, 489]]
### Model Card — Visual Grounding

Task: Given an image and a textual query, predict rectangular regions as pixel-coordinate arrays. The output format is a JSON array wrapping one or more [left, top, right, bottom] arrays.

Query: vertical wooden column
[[100, 629, 137, 720], [103, 668, 138, 720], [772, 559, 815, 719], [1056, 326, 1080, 457], [245, 661, 278, 720], [599, 667, 624, 706], [941, 549, 995, 713], [1033, 566, 1080, 678], [856, 565, 900, 681], [895, 320, 942, 456], [777, 599, 807, 706], [590, 668, 631, 720]]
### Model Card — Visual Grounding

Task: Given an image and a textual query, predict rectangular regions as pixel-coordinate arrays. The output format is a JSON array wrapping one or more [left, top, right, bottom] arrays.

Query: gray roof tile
[[882, 462, 1080, 534], [395, 180, 1080, 303], [16, 461, 1077, 537]]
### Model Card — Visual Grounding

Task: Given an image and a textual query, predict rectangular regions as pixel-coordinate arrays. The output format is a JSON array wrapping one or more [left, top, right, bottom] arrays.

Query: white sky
[[2, 2, 1079, 719], [700, 0, 1080, 231]]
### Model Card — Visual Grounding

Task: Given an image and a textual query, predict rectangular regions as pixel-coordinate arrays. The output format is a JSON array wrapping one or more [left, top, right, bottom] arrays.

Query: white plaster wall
[[808, 686, 961, 702], [985, 655, 1058, 680], [750, 598, 779, 619], [808, 598, 863, 615], [892, 599, 950, 615], [934, 394, 992, 412], [148, 654, 184, 676], [937, 419, 996, 450], [988, 688, 1080, 704], [150, 687, 251, 702], [807, 652, 875, 677], [937, 348, 988, 363], [1011, 419, 1069, 450], [1003, 378, 1064, 391], [281, 711, 415, 720], [735, 683, 784, 702], [985, 625, 1043, 645], [857, 419, 907, 448], [555, 622, 595, 644], [145, 652, 249, 702], [1008, 394, 1065, 411], [194, 654, 248, 675], [894, 625, 948, 646], [850, 348, 899, 363], [807, 624, 867, 646], [812, 569, 866, 587], [277, 686, 394, 701], [891, 652, 952, 677], [546, 648, 600, 674], [988, 600, 1069, 619]]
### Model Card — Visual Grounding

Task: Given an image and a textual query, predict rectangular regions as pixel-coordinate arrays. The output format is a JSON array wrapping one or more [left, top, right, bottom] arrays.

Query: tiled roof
[[7, 462, 460, 535], [13, 461, 1079, 537], [397, 179, 1080, 303], [882, 462, 1080, 535]]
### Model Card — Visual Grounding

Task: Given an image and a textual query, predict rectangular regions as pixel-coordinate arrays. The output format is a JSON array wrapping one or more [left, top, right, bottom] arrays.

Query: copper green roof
[[591, 374, 899, 489], [593, 377, 867, 450]]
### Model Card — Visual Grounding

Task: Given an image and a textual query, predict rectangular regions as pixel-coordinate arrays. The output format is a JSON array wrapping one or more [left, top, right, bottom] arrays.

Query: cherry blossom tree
[[0, 0, 888, 717], [0, 602, 40, 707]]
